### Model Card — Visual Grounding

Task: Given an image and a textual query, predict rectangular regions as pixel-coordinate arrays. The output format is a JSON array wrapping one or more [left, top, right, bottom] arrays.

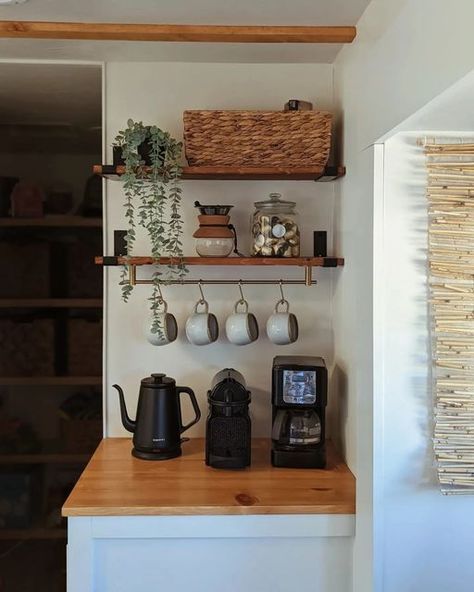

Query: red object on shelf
[[10, 183, 44, 218]]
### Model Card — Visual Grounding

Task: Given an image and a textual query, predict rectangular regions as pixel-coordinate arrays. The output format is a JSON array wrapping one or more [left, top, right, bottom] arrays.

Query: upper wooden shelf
[[0, 22, 356, 44], [0, 216, 102, 228], [96, 256, 344, 267], [62, 438, 355, 517], [93, 164, 345, 182]]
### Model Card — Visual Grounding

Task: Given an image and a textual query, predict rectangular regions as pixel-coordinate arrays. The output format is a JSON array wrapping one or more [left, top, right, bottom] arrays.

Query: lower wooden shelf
[[96, 256, 344, 267]]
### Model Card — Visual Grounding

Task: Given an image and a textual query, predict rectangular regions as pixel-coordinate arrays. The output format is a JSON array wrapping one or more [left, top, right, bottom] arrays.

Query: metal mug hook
[[279, 279, 285, 303], [277, 279, 289, 310], [198, 280, 206, 304], [238, 279, 245, 303]]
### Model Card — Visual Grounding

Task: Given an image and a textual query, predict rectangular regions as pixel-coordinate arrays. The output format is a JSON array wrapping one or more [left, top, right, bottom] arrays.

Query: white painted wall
[[103, 62, 339, 438], [333, 1, 474, 590], [379, 132, 474, 592]]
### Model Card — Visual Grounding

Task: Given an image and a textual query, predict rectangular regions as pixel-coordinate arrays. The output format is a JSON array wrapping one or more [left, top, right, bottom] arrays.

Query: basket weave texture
[[183, 110, 332, 168]]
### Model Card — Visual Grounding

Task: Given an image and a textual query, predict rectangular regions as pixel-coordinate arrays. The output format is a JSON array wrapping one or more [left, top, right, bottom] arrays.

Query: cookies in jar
[[251, 193, 300, 258]]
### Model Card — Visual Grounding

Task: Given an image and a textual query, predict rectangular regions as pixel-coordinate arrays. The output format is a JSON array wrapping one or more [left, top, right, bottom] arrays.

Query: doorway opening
[[0, 62, 103, 592]]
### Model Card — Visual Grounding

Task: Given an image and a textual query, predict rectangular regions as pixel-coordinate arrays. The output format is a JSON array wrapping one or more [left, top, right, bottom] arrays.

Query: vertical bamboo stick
[[425, 139, 474, 494]]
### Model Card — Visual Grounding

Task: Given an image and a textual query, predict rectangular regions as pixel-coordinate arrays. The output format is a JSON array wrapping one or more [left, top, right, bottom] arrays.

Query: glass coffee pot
[[271, 409, 321, 447]]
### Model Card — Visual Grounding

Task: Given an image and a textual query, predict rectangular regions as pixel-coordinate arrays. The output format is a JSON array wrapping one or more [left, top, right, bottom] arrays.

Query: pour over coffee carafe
[[193, 201, 240, 257]]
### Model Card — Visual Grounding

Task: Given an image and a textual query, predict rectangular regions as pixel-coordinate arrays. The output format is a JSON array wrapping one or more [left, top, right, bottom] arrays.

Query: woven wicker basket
[[183, 110, 332, 168]]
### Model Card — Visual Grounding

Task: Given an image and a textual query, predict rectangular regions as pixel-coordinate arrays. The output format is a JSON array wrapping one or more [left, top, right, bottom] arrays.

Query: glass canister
[[251, 193, 300, 257]]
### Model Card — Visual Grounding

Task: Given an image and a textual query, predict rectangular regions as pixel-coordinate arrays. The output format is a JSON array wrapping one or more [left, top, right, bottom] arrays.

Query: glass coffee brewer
[[271, 356, 328, 468]]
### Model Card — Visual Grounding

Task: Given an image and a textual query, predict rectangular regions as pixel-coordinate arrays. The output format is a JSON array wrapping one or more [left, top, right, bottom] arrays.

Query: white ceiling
[[0, 0, 371, 63], [0, 62, 101, 152], [0, 0, 370, 26]]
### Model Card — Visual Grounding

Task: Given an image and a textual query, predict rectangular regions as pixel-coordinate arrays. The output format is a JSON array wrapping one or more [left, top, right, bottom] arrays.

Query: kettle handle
[[176, 386, 201, 433]]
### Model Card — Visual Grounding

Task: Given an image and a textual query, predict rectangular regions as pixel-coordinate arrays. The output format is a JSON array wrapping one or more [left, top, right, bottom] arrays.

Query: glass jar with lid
[[251, 193, 300, 257]]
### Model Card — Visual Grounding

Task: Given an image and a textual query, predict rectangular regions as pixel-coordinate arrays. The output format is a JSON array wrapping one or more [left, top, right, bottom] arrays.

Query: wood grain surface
[[62, 438, 355, 517], [0, 22, 356, 44], [95, 256, 345, 267], [93, 164, 346, 180]]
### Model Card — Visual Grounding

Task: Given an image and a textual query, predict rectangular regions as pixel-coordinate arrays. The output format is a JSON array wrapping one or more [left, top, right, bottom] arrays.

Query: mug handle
[[234, 299, 249, 313], [275, 299, 290, 314], [154, 299, 168, 314], [194, 299, 209, 314], [177, 386, 201, 433]]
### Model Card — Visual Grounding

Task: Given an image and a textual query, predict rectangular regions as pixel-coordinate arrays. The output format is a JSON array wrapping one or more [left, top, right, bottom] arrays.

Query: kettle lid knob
[[151, 373, 166, 383]]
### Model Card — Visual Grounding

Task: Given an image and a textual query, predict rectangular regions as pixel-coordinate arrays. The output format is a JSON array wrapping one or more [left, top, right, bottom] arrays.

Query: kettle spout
[[113, 384, 136, 433]]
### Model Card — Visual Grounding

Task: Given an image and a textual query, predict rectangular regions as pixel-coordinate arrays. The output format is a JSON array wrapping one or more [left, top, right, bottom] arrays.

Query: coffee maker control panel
[[282, 370, 317, 405]]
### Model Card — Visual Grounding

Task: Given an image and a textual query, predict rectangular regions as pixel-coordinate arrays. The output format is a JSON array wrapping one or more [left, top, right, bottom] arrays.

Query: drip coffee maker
[[271, 356, 327, 468]]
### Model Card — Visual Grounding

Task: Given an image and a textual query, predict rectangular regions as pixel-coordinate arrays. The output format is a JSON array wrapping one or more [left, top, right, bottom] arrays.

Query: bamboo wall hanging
[[425, 139, 474, 494]]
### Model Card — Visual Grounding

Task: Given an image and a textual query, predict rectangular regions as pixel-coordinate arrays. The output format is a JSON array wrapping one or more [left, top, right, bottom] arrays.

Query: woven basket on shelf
[[183, 110, 332, 168]]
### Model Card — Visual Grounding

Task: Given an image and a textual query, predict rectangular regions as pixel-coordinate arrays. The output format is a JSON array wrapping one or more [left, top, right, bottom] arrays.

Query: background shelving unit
[[0, 377, 103, 386], [0, 298, 102, 309], [0, 215, 102, 228], [0, 215, 103, 545]]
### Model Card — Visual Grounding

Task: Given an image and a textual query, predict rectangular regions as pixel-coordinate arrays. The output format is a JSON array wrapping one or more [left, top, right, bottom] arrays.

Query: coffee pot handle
[[177, 386, 201, 433]]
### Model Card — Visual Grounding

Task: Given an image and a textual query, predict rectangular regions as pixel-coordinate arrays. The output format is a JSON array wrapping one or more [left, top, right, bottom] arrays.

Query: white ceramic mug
[[145, 300, 178, 346], [266, 299, 299, 345], [225, 299, 259, 345], [185, 299, 219, 345]]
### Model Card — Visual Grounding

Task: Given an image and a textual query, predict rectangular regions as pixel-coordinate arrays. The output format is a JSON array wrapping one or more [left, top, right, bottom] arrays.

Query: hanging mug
[[145, 298, 178, 346], [266, 289, 299, 345], [186, 299, 219, 345], [226, 298, 259, 346]]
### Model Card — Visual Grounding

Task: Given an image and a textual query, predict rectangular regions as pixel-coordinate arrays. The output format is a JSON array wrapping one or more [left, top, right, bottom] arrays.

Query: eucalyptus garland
[[114, 120, 187, 335]]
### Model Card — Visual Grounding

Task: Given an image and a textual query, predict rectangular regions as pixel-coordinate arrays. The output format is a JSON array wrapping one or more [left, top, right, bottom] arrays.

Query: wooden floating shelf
[[0, 298, 103, 308], [96, 256, 344, 267], [0, 22, 357, 44], [93, 164, 345, 182], [0, 376, 102, 386], [0, 215, 102, 228]]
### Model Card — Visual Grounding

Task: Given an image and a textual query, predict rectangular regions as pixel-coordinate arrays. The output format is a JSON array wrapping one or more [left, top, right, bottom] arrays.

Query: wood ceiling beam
[[0, 21, 356, 43]]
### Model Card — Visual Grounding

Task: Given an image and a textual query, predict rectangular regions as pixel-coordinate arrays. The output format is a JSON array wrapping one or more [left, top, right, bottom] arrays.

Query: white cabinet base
[[67, 515, 354, 592]]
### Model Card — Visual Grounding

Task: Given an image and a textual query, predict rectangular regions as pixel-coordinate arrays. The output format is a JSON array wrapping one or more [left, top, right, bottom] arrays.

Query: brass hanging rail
[[124, 265, 316, 287], [96, 255, 343, 287]]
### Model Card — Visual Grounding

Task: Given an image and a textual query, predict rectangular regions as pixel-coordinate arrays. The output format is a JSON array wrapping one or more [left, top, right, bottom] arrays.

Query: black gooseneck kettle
[[113, 373, 201, 460]]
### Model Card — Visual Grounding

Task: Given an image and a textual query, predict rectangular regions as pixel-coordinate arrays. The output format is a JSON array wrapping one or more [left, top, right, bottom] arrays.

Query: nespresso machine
[[206, 368, 251, 469], [271, 356, 327, 468]]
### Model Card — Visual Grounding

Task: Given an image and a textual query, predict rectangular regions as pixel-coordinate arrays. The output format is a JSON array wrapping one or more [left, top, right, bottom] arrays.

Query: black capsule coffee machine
[[206, 369, 251, 469], [271, 356, 327, 469]]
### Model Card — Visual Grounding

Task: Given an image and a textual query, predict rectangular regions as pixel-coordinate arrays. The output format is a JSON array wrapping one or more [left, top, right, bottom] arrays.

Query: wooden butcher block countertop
[[62, 438, 355, 517]]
